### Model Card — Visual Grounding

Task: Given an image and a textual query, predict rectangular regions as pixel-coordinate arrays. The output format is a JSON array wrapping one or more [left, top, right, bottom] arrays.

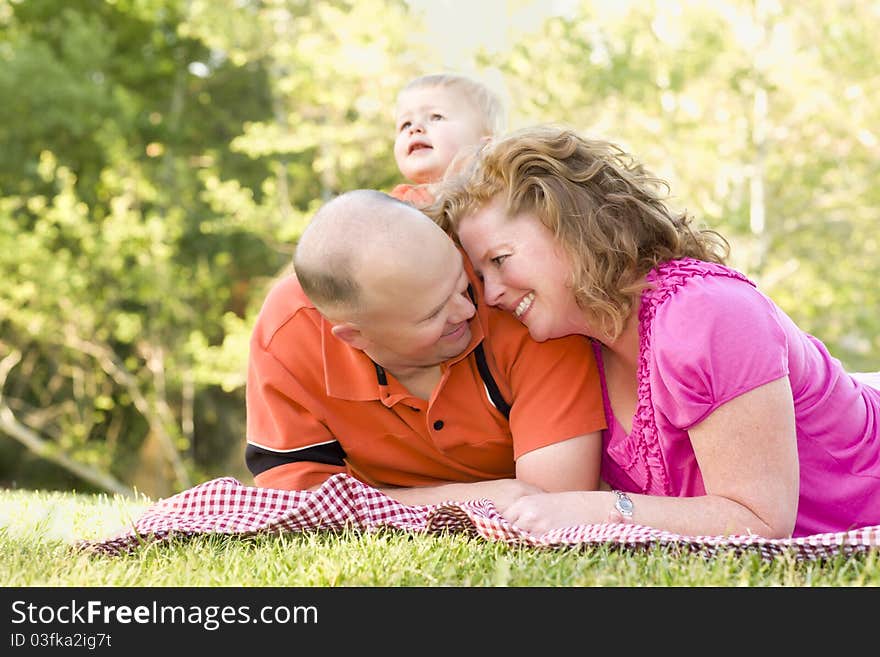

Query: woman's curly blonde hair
[[427, 124, 730, 341]]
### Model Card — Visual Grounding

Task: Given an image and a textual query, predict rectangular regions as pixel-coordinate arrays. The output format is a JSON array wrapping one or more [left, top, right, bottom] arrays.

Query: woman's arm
[[497, 377, 800, 538], [686, 375, 799, 537]]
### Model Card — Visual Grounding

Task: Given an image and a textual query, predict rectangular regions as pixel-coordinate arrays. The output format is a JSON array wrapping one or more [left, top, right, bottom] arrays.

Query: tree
[[0, 0, 280, 496]]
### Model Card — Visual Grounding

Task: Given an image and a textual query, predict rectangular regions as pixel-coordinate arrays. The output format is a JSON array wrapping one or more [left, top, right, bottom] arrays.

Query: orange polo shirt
[[245, 270, 606, 491]]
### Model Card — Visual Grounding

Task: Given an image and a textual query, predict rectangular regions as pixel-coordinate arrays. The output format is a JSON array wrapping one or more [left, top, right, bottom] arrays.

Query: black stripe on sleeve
[[245, 441, 347, 477]]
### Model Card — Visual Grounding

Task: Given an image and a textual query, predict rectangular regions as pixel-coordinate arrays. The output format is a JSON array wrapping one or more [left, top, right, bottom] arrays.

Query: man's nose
[[450, 291, 476, 322]]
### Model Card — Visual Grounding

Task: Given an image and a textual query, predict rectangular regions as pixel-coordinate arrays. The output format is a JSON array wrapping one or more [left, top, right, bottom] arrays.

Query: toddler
[[391, 73, 505, 207]]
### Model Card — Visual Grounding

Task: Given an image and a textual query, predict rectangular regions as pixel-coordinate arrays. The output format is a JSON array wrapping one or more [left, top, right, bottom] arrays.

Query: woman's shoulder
[[647, 262, 778, 335], [642, 260, 790, 427], [647, 258, 755, 296], [647, 257, 776, 315]]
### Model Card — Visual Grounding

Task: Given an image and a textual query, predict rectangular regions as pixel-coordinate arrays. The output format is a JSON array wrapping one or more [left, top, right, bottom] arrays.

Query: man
[[245, 189, 605, 506]]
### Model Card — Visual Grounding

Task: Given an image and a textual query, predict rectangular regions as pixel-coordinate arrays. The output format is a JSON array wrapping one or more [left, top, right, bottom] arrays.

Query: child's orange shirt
[[390, 183, 435, 208]]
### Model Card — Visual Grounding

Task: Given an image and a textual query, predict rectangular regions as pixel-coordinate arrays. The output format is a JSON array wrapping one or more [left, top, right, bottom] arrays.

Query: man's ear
[[330, 322, 368, 350]]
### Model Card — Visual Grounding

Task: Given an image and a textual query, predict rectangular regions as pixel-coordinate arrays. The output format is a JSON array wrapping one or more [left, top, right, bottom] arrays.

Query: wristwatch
[[613, 490, 634, 522]]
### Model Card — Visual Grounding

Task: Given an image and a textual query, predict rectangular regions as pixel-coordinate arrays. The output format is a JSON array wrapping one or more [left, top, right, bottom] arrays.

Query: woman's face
[[457, 196, 589, 341]]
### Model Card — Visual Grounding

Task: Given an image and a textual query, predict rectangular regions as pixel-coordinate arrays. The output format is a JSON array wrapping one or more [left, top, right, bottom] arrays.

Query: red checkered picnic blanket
[[79, 474, 880, 561]]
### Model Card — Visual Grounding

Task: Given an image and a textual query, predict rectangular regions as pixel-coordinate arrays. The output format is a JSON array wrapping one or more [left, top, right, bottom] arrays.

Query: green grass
[[1, 488, 878, 587]]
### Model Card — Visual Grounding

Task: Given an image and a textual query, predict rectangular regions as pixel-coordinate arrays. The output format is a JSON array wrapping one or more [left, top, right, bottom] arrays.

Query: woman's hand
[[497, 491, 615, 535]]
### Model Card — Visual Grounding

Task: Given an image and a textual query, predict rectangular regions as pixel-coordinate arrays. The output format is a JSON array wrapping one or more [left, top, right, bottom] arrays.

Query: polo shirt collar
[[320, 317, 381, 401]]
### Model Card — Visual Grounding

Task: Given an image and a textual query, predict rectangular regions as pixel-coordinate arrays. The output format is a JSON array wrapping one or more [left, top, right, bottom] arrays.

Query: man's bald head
[[294, 190, 454, 318]]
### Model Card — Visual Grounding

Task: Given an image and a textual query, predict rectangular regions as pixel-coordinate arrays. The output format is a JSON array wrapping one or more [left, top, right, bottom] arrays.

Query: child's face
[[394, 86, 487, 185]]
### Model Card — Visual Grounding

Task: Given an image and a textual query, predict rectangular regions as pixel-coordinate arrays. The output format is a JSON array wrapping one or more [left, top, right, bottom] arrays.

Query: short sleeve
[[246, 343, 347, 488], [245, 293, 348, 490], [649, 275, 789, 429], [488, 311, 606, 458]]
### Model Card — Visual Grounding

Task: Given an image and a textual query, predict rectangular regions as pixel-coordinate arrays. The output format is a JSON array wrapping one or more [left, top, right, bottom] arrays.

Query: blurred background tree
[[0, 0, 876, 497]]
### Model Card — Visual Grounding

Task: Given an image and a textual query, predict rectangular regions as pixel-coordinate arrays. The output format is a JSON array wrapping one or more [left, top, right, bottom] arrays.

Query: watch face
[[616, 493, 634, 515]]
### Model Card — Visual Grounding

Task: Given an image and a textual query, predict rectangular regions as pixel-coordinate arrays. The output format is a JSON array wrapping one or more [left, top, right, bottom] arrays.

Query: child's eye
[[399, 121, 411, 131], [491, 255, 508, 267], [430, 113, 445, 121]]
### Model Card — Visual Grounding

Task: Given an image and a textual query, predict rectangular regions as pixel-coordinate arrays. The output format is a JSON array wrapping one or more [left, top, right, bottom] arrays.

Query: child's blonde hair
[[397, 73, 506, 136]]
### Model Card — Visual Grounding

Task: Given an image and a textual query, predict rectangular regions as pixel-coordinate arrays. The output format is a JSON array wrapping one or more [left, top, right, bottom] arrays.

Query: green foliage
[[0, 0, 283, 495]]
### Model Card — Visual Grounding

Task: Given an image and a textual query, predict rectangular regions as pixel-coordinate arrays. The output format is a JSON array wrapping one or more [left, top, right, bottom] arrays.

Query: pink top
[[595, 258, 880, 537]]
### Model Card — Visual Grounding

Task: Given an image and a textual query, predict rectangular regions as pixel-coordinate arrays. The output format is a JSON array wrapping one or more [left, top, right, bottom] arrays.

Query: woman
[[431, 124, 880, 538]]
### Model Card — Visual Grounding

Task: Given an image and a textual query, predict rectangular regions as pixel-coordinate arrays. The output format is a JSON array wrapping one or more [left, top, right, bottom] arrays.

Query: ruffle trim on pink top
[[627, 258, 755, 495]]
